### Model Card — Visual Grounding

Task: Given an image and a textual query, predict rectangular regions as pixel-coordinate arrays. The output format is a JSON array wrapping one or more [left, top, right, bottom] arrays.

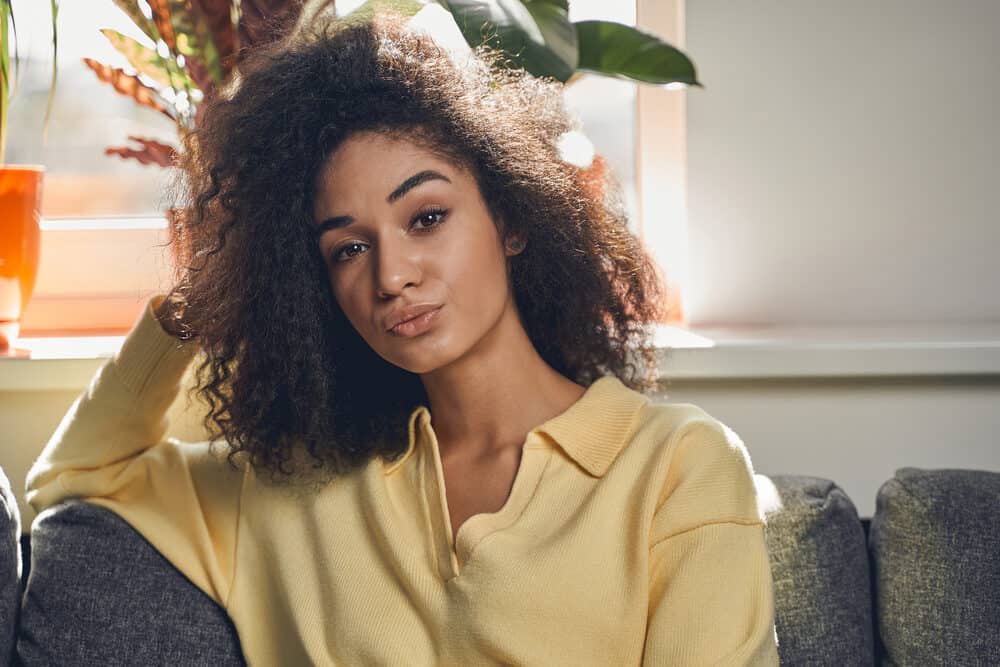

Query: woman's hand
[[154, 287, 197, 341]]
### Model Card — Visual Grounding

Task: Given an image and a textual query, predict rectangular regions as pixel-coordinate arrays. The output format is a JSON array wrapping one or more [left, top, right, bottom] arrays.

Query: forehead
[[319, 132, 456, 189]]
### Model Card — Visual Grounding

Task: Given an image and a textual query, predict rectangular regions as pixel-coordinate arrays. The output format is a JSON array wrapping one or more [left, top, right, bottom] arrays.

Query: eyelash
[[330, 206, 449, 264]]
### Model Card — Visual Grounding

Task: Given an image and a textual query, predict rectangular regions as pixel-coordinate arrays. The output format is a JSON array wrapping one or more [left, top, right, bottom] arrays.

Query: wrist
[[153, 293, 190, 340]]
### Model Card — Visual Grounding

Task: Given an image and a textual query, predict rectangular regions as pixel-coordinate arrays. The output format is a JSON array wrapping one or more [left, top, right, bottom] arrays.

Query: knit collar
[[382, 375, 650, 478]]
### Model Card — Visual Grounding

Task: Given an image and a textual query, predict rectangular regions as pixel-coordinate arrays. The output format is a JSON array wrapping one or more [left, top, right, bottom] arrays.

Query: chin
[[368, 338, 453, 375], [383, 353, 450, 376]]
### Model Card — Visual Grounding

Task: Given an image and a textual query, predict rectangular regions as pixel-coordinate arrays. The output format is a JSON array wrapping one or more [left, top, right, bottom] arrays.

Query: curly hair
[[162, 10, 672, 483]]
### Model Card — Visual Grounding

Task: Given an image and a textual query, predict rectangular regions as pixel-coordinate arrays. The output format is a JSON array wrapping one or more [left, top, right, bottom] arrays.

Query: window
[[8, 0, 177, 218], [10, 0, 180, 334], [563, 1, 638, 232], [11, 0, 686, 335]]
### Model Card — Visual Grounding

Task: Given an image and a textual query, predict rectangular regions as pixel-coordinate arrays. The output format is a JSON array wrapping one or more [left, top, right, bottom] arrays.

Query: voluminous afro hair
[[163, 9, 672, 483]]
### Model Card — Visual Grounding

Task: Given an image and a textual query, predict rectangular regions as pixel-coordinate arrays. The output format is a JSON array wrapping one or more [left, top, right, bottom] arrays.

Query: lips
[[384, 303, 443, 332]]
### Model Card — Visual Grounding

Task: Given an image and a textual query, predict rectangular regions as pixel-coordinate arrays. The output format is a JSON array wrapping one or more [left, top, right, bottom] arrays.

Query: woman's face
[[313, 131, 521, 374]]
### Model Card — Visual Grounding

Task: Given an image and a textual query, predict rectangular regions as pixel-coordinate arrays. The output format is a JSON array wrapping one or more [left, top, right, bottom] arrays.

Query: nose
[[375, 232, 422, 299]]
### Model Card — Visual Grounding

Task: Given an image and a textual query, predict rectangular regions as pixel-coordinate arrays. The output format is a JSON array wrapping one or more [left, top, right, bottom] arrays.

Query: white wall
[[684, 0, 1000, 325], [662, 0, 1000, 518]]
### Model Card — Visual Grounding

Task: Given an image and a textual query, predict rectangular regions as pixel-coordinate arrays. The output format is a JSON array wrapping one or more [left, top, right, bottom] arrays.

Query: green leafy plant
[[0, 0, 59, 163], [436, 0, 700, 87], [85, 0, 305, 165], [93, 0, 701, 167]]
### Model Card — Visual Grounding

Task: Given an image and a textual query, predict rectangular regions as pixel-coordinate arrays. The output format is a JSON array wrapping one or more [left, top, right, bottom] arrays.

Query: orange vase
[[0, 165, 44, 350]]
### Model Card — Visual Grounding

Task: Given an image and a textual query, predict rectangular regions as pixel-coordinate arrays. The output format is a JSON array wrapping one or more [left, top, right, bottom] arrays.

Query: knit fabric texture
[[0, 465, 21, 665], [755, 473, 874, 665], [17, 501, 244, 666], [25, 293, 779, 666], [870, 467, 1000, 665]]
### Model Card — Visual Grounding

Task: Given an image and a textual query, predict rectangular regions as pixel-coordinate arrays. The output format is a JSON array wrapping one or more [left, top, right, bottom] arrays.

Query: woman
[[26, 11, 779, 666]]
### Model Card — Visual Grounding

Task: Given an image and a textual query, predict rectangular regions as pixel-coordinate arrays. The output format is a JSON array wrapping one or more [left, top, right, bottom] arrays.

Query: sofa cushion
[[0, 466, 22, 666], [870, 467, 1000, 665], [755, 473, 875, 665], [17, 500, 244, 666]]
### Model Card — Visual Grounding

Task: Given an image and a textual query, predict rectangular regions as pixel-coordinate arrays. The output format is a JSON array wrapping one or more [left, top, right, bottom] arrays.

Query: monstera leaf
[[438, 0, 576, 82], [434, 1, 698, 86], [575, 20, 700, 87]]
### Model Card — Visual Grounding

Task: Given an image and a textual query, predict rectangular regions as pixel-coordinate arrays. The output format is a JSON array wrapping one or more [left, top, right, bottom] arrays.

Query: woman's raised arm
[[25, 293, 243, 609]]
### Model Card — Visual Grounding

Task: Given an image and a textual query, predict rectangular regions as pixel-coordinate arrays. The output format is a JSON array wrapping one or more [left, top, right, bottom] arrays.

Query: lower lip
[[390, 307, 442, 337]]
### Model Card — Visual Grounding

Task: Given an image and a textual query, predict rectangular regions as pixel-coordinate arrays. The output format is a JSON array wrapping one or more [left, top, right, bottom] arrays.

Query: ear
[[503, 233, 526, 257]]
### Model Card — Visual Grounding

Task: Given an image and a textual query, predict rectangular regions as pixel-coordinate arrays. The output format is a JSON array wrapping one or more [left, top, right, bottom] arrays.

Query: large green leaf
[[575, 20, 702, 87], [522, 1, 576, 77], [439, 0, 576, 82], [525, 0, 566, 10]]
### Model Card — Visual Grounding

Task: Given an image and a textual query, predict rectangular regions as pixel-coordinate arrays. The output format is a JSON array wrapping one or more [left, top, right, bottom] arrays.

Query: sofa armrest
[[17, 500, 244, 666]]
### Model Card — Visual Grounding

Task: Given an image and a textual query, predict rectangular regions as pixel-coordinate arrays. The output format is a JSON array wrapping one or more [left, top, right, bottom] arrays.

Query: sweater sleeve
[[641, 420, 780, 666], [24, 293, 244, 609]]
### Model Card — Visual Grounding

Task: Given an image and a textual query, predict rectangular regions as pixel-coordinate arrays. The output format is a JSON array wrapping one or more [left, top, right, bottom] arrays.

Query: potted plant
[[90, 0, 700, 168], [89, 0, 697, 320], [0, 0, 58, 352]]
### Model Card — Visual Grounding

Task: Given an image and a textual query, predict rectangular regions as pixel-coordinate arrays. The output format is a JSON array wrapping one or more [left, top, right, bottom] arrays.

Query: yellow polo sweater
[[26, 294, 780, 666]]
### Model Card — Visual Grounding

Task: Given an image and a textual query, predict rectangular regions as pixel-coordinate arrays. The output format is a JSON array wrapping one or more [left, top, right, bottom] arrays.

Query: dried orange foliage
[[90, 1, 318, 167], [82, 57, 174, 120], [196, 0, 239, 72], [146, 0, 178, 51], [104, 135, 179, 167]]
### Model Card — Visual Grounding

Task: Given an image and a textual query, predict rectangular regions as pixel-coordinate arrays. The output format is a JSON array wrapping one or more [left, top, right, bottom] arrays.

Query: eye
[[412, 206, 448, 231], [331, 242, 368, 263], [328, 207, 449, 264]]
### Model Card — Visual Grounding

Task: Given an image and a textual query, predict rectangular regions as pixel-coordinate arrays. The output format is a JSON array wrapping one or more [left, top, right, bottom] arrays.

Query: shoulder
[[630, 402, 764, 532], [631, 401, 754, 472]]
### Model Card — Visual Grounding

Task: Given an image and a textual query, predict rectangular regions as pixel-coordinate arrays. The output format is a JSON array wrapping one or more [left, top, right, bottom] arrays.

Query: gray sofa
[[2, 465, 999, 666]]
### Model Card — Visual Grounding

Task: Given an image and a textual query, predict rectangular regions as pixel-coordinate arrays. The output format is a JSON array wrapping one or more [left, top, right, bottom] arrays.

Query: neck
[[419, 297, 586, 464]]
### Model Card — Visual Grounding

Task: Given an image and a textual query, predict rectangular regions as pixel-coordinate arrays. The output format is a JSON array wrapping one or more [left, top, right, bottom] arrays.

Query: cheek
[[330, 278, 369, 334], [449, 236, 509, 305]]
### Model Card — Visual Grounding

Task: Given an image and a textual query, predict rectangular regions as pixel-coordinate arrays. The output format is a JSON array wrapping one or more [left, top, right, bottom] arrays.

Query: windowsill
[[652, 321, 1000, 380], [4, 321, 1000, 392]]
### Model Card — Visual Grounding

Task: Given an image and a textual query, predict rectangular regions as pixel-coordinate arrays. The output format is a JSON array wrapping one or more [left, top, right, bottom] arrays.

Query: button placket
[[417, 424, 462, 580], [418, 412, 552, 579]]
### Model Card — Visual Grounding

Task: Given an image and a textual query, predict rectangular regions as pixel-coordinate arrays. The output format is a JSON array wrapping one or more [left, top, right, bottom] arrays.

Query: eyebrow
[[314, 169, 452, 237]]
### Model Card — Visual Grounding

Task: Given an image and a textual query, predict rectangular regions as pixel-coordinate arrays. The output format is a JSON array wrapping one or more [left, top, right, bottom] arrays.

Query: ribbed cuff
[[112, 293, 200, 397]]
